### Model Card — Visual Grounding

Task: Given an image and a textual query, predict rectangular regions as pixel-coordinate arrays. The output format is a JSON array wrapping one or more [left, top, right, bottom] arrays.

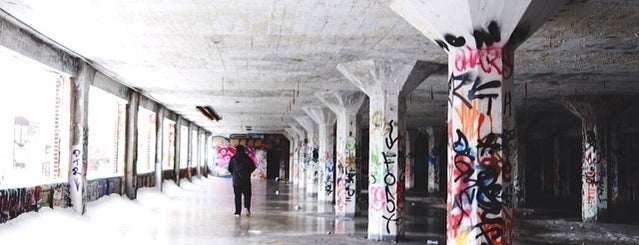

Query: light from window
[[192, 129, 199, 167], [87, 87, 126, 179], [162, 119, 175, 170], [179, 125, 189, 169], [0, 47, 69, 189], [136, 107, 156, 174]]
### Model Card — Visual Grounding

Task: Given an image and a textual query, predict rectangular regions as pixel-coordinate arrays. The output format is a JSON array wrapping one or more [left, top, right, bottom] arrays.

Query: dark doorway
[[413, 133, 428, 192], [267, 149, 280, 180]]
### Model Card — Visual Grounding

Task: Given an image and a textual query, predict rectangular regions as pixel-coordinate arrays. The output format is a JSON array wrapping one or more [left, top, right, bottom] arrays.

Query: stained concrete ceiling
[[0, 0, 637, 135]]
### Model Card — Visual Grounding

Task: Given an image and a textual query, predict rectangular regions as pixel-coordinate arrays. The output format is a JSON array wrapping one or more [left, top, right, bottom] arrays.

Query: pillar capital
[[391, 0, 568, 52], [304, 106, 337, 127], [561, 95, 625, 126], [295, 116, 317, 145], [337, 60, 443, 97], [316, 90, 367, 116]]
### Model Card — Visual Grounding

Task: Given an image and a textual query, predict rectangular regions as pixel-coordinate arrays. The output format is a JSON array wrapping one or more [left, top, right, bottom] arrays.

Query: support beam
[[69, 63, 95, 214], [174, 117, 182, 186], [296, 116, 318, 196], [305, 107, 337, 203], [338, 59, 441, 241], [284, 128, 298, 185], [155, 107, 165, 191], [291, 124, 306, 189], [125, 91, 139, 199], [391, 1, 566, 244], [317, 91, 366, 217]]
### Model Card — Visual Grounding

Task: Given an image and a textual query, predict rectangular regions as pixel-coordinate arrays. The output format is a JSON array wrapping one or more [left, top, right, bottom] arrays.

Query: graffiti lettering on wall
[[324, 157, 334, 196], [214, 145, 261, 177], [87, 177, 122, 202], [0, 183, 71, 224]]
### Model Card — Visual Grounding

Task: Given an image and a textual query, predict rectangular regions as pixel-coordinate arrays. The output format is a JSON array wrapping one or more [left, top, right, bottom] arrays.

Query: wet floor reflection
[[162, 177, 447, 244]]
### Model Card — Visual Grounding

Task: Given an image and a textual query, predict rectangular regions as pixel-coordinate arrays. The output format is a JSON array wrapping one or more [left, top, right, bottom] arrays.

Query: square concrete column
[[154, 107, 165, 191], [296, 116, 319, 197], [69, 63, 95, 214], [291, 124, 306, 189], [418, 125, 446, 195], [561, 96, 623, 223], [284, 128, 299, 185], [317, 90, 366, 217], [391, 1, 566, 244], [305, 107, 337, 203], [338, 59, 441, 241]]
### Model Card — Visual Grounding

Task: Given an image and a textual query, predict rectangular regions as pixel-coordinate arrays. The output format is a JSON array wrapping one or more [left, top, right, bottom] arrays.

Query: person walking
[[228, 145, 256, 216]]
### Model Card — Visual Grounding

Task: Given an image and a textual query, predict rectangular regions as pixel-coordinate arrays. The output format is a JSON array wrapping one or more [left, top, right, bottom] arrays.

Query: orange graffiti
[[455, 100, 482, 139]]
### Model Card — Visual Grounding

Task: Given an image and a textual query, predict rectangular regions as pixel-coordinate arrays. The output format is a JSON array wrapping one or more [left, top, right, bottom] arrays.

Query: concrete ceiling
[[0, 0, 637, 135]]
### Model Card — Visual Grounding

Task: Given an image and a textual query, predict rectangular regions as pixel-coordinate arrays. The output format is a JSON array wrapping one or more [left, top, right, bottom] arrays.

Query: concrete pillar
[[419, 125, 445, 196], [338, 59, 441, 241], [404, 130, 414, 190], [69, 63, 95, 214], [317, 91, 366, 217], [155, 107, 165, 191], [391, 1, 566, 244], [196, 129, 203, 178], [204, 132, 210, 177], [174, 117, 182, 186], [296, 116, 318, 196], [305, 107, 337, 203], [284, 128, 298, 185], [124, 91, 139, 199], [561, 96, 623, 223], [291, 124, 306, 189]]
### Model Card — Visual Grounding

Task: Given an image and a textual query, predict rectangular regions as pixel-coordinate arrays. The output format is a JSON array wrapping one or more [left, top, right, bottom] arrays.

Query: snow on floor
[[0, 178, 211, 245]]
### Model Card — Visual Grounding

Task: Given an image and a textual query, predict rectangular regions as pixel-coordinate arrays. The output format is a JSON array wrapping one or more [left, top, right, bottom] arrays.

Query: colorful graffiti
[[369, 117, 405, 240], [213, 144, 260, 177], [0, 183, 71, 224], [253, 149, 267, 179], [441, 21, 515, 245]]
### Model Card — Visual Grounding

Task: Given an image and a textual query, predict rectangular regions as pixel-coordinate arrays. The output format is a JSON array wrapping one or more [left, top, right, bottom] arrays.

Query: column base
[[368, 233, 404, 241], [336, 212, 356, 218]]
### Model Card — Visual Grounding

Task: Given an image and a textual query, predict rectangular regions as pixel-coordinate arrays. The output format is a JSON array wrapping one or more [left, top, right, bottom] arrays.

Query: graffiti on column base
[[324, 159, 334, 197], [450, 129, 508, 244], [345, 165, 356, 201]]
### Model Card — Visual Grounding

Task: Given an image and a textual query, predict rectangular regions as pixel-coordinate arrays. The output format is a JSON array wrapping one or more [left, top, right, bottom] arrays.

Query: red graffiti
[[454, 46, 503, 74], [215, 145, 258, 168]]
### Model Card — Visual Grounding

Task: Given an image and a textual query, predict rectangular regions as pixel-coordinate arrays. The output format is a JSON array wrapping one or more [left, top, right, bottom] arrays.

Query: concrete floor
[[156, 177, 639, 245]]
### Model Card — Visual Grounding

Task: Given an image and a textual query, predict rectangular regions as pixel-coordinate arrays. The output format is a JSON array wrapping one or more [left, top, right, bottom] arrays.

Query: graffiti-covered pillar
[[305, 107, 337, 203], [69, 63, 95, 214], [292, 124, 307, 189], [317, 91, 366, 217], [338, 59, 441, 241], [392, 1, 566, 244], [561, 96, 623, 223], [296, 116, 318, 196], [125, 91, 139, 199]]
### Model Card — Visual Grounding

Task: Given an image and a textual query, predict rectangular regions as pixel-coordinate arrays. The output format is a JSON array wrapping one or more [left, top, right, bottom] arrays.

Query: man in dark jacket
[[228, 145, 256, 216]]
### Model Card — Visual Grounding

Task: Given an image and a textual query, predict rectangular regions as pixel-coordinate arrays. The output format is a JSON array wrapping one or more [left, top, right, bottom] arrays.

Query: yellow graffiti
[[453, 229, 471, 245], [372, 111, 384, 128]]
